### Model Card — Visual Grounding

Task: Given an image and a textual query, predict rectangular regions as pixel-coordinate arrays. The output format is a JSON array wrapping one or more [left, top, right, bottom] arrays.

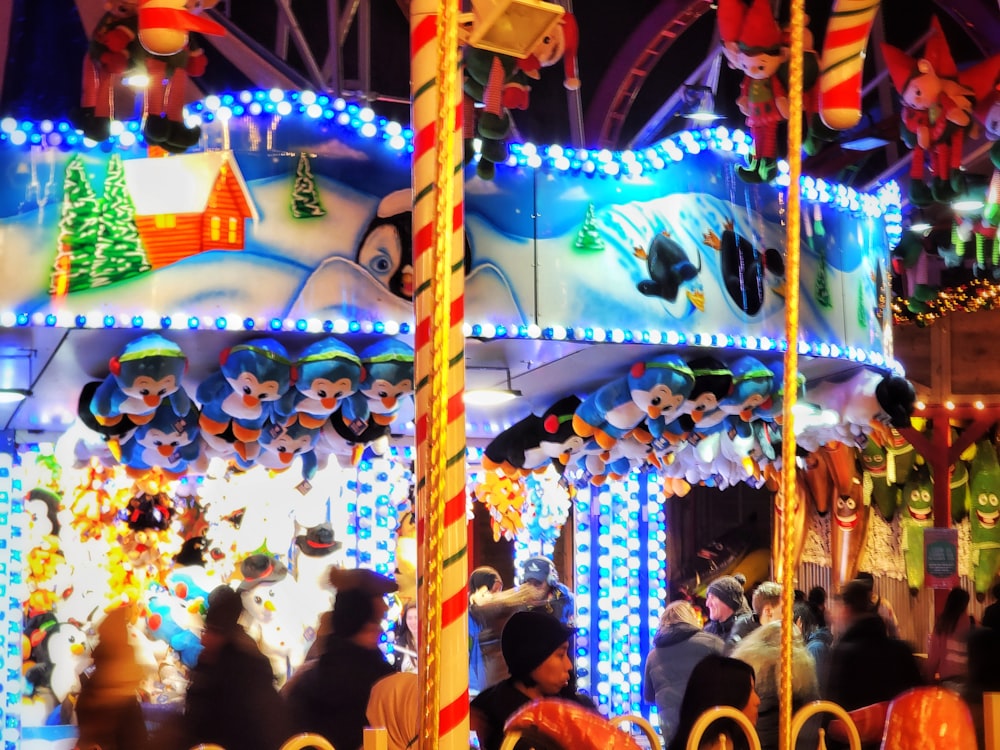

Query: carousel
[[1, 0, 1000, 748]]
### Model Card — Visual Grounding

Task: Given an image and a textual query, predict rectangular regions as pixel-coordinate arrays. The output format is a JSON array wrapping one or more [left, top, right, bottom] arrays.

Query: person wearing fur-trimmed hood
[[731, 621, 821, 750], [643, 600, 724, 747]]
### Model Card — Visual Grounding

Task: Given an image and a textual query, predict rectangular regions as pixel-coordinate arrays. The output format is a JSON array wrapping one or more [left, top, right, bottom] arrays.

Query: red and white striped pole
[[410, 1, 468, 749]]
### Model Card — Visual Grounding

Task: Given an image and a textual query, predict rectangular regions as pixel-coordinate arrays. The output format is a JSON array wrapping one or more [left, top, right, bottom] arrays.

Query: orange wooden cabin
[[122, 151, 258, 269]]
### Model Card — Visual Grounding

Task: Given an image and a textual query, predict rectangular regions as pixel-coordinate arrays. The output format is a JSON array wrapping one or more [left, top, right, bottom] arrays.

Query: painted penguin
[[343, 339, 415, 427], [633, 231, 702, 302], [573, 355, 695, 451], [90, 333, 190, 427], [118, 399, 201, 477], [277, 338, 362, 429], [482, 396, 584, 477], [355, 189, 473, 300], [197, 338, 297, 444], [968, 438, 1000, 599], [703, 221, 767, 316], [900, 463, 934, 594]]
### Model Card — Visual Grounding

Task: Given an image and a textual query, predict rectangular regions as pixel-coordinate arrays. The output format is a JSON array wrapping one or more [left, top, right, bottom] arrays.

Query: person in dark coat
[[74, 607, 148, 750], [703, 574, 754, 652], [184, 585, 289, 750], [823, 580, 923, 750], [643, 600, 724, 747], [981, 582, 1000, 629], [286, 584, 396, 750], [470, 610, 596, 750]]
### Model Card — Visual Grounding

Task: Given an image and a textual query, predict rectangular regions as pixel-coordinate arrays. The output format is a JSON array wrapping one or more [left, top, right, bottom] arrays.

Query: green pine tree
[[857, 278, 869, 329], [573, 204, 604, 251], [814, 245, 832, 309], [290, 152, 326, 218], [91, 154, 151, 287], [50, 154, 100, 295]]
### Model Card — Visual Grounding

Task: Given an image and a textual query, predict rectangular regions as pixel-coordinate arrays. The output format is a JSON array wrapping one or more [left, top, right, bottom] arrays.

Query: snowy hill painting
[[0, 118, 892, 353]]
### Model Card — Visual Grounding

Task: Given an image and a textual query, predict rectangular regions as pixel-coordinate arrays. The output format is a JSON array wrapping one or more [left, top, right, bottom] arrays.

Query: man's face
[[705, 592, 734, 622], [758, 603, 777, 626]]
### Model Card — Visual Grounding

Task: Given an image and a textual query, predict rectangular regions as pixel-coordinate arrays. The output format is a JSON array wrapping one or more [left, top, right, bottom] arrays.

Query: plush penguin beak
[[321, 397, 337, 409], [264, 600, 277, 612], [280, 452, 294, 464], [740, 408, 754, 421], [381, 396, 397, 408], [691, 411, 704, 423], [243, 394, 259, 407], [158, 445, 174, 457], [647, 405, 661, 418]]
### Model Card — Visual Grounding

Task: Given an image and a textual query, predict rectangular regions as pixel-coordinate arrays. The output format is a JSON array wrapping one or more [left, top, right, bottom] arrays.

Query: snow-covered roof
[[122, 150, 259, 221]]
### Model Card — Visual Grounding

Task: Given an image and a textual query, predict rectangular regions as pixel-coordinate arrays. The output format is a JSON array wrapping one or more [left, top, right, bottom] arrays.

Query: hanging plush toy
[[197, 338, 297, 458], [899, 462, 933, 594], [670, 358, 733, 460], [276, 338, 362, 429], [90, 333, 190, 429], [136, 0, 226, 151], [860, 438, 899, 522], [253, 415, 321, 482], [462, 14, 579, 179], [482, 396, 583, 477], [880, 18, 976, 206], [118, 400, 201, 478], [573, 355, 695, 450], [718, 356, 774, 422], [341, 340, 415, 429], [968, 438, 1000, 599], [725, 0, 789, 183], [72, 0, 141, 142], [829, 450, 869, 590], [315, 412, 391, 468], [975, 85, 1000, 229]]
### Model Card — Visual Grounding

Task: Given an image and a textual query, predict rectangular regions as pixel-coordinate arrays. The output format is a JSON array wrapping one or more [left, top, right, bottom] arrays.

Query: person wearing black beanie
[[470, 610, 596, 750]]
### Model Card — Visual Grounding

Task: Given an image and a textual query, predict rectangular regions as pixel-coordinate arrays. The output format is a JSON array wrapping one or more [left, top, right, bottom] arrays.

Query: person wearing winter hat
[[520, 556, 575, 627], [286, 585, 396, 750], [704, 574, 754, 652], [470, 610, 596, 750]]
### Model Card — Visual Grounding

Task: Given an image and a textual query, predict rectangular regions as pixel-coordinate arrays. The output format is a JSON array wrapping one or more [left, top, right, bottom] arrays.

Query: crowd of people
[[71, 557, 1000, 750]]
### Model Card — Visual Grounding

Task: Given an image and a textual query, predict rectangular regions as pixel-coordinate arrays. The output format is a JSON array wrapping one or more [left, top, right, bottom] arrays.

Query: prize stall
[[4, 1, 989, 748]]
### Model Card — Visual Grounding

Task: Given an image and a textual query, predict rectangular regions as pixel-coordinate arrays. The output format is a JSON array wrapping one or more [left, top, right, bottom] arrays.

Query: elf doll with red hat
[[462, 14, 579, 180], [725, 0, 789, 183], [880, 18, 976, 206]]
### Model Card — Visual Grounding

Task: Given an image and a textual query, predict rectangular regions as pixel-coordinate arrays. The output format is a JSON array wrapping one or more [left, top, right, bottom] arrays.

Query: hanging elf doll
[[724, 0, 789, 183]]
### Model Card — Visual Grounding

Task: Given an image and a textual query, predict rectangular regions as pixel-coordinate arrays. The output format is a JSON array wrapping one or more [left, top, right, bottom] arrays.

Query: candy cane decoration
[[411, 0, 468, 749], [818, 0, 882, 130]]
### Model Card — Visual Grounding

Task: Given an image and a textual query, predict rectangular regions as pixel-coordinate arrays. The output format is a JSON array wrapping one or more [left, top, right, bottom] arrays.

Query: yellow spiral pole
[[410, 1, 468, 749], [780, 0, 805, 747]]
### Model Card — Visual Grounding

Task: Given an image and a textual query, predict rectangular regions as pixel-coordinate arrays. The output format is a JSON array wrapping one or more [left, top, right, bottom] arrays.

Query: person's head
[[992, 582, 1000, 604], [793, 601, 816, 637], [204, 585, 244, 635], [400, 600, 418, 640], [333, 587, 384, 648], [521, 557, 556, 594], [831, 580, 876, 637], [669, 655, 759, 750], [807, 586, 827, 627], [856, 571, 876, 592], [469, 566, 502, 597], [659, 600, 702, 630], [501, 610, 575, 695], [705, 575, 745, 623], [751, 581, 783, 626], [935, 586, 971, 635]]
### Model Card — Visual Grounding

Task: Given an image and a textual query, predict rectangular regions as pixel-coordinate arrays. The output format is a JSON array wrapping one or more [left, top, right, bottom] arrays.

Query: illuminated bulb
[[975, 401, 985, 410], [946, 401, 955, 411]]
